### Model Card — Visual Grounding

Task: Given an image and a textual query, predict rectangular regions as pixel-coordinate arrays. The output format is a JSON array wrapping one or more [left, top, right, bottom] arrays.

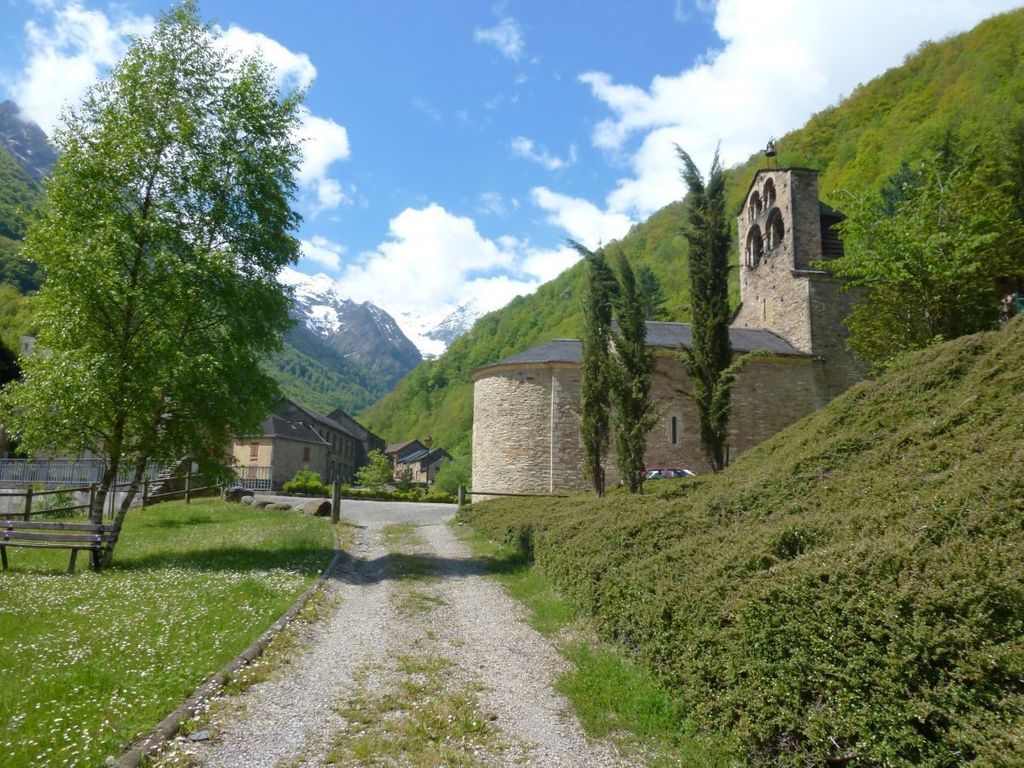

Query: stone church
[[471, 168, 865, 494]]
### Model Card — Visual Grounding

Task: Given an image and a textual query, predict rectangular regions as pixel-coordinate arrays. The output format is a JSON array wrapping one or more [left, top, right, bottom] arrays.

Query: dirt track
[[174, 500, 628, 767]]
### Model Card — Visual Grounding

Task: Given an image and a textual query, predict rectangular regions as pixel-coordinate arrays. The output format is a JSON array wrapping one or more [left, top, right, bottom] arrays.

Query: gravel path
[[175, 500, 629, 767]]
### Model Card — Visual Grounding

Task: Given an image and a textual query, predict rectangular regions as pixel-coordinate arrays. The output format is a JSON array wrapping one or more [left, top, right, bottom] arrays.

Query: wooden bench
[[0, 519, 121, 574]]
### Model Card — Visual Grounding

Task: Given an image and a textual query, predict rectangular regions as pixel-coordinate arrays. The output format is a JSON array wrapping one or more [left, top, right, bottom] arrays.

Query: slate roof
[[261, 415, 329, 445], [482, 339, 583, 368], [281, 398, 356, 438], [386, 439, 425, 456], [398, 447, 452, 468], [643, 322, 805, 356], [477, 323, 804, 375]]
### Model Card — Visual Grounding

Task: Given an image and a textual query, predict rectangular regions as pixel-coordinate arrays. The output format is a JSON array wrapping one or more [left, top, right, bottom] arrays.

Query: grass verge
[[0, 499, 333, 768], [454, 521, 739, 766]]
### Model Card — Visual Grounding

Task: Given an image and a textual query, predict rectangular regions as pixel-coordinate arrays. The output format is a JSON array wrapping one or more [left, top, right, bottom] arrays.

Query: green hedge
[[460, 318, 1024, 766]]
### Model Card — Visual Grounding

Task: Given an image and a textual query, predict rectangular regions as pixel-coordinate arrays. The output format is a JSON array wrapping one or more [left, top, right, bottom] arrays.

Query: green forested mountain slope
[[0, 144, 44, 295], [264, 334, 392, 416], [361, 8, 1024, 453]]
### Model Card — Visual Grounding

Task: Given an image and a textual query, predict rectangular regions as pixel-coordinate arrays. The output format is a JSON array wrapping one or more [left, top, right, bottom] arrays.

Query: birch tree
[[0, 2, 302, 539]]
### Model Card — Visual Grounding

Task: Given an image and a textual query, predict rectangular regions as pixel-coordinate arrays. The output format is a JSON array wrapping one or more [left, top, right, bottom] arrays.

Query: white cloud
[[474, 17, 524, 61], [6, 1, 152, 132], [215, 25, 316, 92], [531, 187, 634, 249], [324, 204, 583, 343], [673, 0, 715, 23], [215, 28, 350, 216], [294, 108, 352, 214], [510, 136, 577, 171], [7, 4, 351, 216], [478, 192, 509, 217], [300, 235, 346, 271], [575, 0, 1023, 220]]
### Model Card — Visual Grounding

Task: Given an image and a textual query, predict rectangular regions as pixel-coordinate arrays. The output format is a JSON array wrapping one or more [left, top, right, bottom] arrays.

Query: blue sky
[[1, 0, 1020, 351]]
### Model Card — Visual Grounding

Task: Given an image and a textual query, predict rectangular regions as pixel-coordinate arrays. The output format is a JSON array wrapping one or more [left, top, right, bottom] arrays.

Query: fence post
[[23, 486, 33, 521], [142, 478, 149, 508], [89, 483, 96, 520], [185, 470, 192, 504], [457, 485, 466, 507], [331, 479, 341, 524]]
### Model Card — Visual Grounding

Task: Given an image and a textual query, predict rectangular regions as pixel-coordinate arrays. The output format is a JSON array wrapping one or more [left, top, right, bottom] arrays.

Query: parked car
[[644, 467, 695, 480]]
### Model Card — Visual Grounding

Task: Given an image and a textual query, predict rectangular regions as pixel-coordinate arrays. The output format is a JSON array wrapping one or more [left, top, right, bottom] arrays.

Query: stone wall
[[809, 276, 868, 400], [474, 350, 824, 494], [733, 169, 831, 354], [270, 439, 328, 489], [609, 351, 821, 478], [549, 365, 585, 490], [472, 365, 558, 495]]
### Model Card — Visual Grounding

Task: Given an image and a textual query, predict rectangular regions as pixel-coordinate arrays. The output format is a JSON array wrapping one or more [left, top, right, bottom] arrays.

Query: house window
[[249, 441, 259, 460], [303, 446, 311, 462], [671, 416, 678, 445]]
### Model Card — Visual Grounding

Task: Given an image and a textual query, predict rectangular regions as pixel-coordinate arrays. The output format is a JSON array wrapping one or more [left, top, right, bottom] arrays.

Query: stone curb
[[113, 529, 343, 768]]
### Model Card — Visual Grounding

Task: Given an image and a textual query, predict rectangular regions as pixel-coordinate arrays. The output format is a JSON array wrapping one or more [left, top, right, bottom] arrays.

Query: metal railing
[[0, 459, 166, 487], [234, 465, 273, 491]]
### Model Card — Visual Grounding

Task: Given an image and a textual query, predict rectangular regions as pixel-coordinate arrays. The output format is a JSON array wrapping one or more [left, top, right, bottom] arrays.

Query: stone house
[[472, 167, 866, 494], [385, 440, 427, 473], [231, 397, 383, 489], [397, 447, 452, 485], [232, 414, 329, 490]]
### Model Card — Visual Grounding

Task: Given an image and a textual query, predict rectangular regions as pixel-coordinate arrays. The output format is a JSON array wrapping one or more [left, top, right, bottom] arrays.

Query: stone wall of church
[[616, 351, 822, 477], [733, 169, 836, 354], [472, 363, 585, 496], [809, 275, 869, 400]]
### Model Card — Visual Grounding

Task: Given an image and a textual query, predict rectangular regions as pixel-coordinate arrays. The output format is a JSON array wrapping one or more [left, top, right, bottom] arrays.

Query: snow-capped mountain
[[0, 101, 56, 182], [279, 268, 422, 388], [424, 301, 484, 347], [397, 299, 485, 358]]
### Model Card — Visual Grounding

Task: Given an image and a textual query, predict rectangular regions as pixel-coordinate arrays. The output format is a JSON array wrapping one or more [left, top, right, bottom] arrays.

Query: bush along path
[[161, 499, 628, 767]]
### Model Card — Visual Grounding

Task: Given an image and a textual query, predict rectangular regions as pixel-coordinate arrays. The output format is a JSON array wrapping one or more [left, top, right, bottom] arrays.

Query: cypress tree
[[676, 147, 734, 471], [610, 251, 656, 493], [574, 240, 617, 496]]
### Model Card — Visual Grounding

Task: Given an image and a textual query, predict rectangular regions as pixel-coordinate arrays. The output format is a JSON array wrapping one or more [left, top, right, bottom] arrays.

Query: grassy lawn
[[0, 499, 334, 768]]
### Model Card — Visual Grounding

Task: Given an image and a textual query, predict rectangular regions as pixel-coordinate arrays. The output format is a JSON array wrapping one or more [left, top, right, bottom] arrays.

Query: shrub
[[38, 486, 78, 519], [354, 449, 392, 490], [282, 467, 328, 496], [395, 466, 415, 492], [432, 454, 470, 496], [459, 320, 1024, 765]]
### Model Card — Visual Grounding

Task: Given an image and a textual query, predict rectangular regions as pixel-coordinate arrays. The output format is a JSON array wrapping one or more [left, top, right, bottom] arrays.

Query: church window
[[766, 208, 785, 251], [671, 416, 678, 445], [763, 178, 776, 208], [746, 225, 764, 267], [749, 190, 762, 220]]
